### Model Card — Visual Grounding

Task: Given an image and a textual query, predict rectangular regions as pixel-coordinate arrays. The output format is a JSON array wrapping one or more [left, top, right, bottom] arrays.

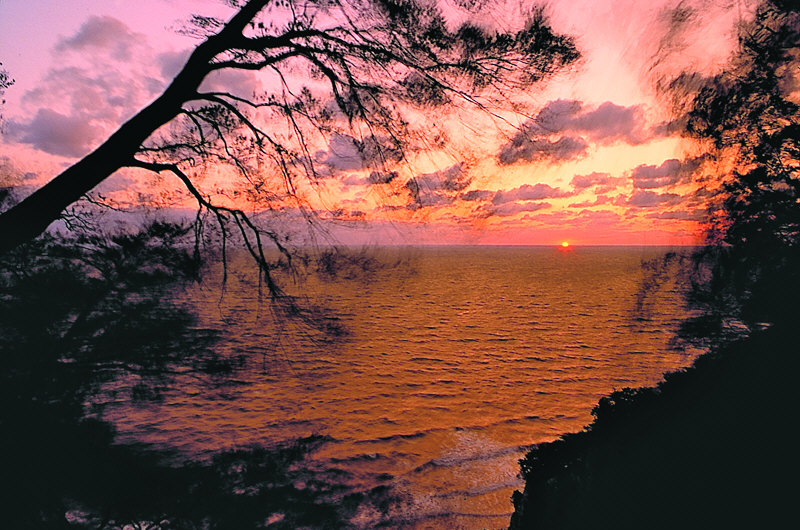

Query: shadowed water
[[94, 246, 703, 528]]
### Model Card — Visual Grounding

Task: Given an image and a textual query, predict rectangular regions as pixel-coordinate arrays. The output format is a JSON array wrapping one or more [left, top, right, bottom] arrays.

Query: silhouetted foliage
[[688, 2, 800, 248], [679, 1, 800, 326], [0, 62, 12, 126], [510, 324, 798, 530], [0, 221, 207, 402], [0, 224, 364, 528]]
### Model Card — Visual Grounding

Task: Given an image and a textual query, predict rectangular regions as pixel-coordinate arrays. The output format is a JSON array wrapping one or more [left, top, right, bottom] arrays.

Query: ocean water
[[97, 246, 703, 528]]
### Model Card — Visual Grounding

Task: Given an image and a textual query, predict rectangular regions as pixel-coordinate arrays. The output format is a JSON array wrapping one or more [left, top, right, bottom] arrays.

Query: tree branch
[[128, 158, 290, 295]]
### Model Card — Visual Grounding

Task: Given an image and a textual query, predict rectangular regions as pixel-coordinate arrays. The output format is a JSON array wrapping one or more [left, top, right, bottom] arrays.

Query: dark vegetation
[[0, 173, 391, 526], [0, 61, 12, 126], [510, 2, 800, 527], [0, 218, 368, 528], [510, 325, 797, 530]]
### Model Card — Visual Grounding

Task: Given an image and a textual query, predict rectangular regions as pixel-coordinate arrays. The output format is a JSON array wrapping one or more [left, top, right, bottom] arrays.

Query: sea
[[95, 246, 704, 529]]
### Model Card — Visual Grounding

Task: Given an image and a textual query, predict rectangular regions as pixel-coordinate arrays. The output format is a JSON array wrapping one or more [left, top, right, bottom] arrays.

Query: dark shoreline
[[509, 322, 796, 529]]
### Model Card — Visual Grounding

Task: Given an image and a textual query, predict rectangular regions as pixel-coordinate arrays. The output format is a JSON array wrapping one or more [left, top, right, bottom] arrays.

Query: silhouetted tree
[[0, 63, 11, 101], [679, 1, 800, 325], [0, 212, 382, 526], [0, 62, 12, 131], [0, 0, 578, 288], [687, 1, 800, 251]]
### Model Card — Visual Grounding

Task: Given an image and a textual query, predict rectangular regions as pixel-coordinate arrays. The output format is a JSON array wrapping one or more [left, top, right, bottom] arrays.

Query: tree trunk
[[0, 48, 219, 255], [0, 0, 269, 255], [0, 91, 186, 255]]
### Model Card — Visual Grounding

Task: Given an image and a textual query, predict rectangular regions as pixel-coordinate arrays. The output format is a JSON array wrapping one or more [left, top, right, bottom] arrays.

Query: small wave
[[353, 429, 436, 444], [355, 506, 514, 529], [471, 414, 542, 428], [409, 444, 530, 474], [428, 478, 525, 500], [327, 452, 389, 464]]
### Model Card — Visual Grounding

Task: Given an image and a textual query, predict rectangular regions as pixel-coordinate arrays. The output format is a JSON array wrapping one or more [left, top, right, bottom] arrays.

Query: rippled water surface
[[99, 246, 702, 528]]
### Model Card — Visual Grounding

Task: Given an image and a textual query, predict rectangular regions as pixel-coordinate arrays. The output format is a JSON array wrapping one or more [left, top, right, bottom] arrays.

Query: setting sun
[[561, 241, 570, 248]]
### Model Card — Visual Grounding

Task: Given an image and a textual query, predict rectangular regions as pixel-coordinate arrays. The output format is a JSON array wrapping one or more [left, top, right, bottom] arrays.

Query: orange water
[[98, 246, 702, 528]]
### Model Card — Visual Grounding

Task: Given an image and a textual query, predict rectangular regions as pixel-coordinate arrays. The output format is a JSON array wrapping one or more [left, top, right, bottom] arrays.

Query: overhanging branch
[[128, 157, 290, 295]]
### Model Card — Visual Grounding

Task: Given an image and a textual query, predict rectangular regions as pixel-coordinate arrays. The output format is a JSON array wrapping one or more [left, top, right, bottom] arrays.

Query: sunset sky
[[0, 0, 752, 245]]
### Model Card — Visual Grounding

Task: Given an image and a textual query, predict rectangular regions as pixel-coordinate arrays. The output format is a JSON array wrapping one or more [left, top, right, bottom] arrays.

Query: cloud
[[337, 169, 399, 188], [645, 210, 704, 220], [570, 171, 613, 189], [367, 170, 399, 185], [497, 99, 651, 165], [577, 209, 620, 224], [488, 201, 552, 217], [460, 189, 494, 201], [10, 17, 172, 158], [93, 170, 136, 195], [630, 157, 701, 189], [498, 135, 588, 165], [531, 99, 582, 132], [568, 195, 612, 208], [650, 115, 688, 137], [0, 158, 39, 209], [627, 190, 683, 207], [404, 163, 472, 208], [22, 64, 158, 119], [326, 208, 367, 221], [314, 133, 403, 175], [569, 171, 625, 195], [11, 63, 164, 157], [198, 68, 261, 98], [416, 163, 471, 192], [55, 16, 139, 61], [681, 186, 716, 208], [568, 101, 647, 143], [337, 174, 357, 185], [492, 183, 572, 204], [315, 134, 365, 172], [13, 108, 106, 158], [157, 49, 192, 80]]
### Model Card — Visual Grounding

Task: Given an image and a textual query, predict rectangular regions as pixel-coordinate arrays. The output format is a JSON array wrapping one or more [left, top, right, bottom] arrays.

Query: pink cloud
[[13, 108, 106, 158], [498, 134, 588, 165], [497, 99, 654, 165], [570, 171, 613, 189], [627, 190, 683, 207], [488, 201, 552, 217], [492, 183, 572, 204], [568, 195, 612, 208], [645, 210, 704, 220], [314, 134, 404, 175], [460, 189, 494, 201], [405, 163, 471, 209], [630, 157, 701, 189], [55, 15, 138, 60]]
